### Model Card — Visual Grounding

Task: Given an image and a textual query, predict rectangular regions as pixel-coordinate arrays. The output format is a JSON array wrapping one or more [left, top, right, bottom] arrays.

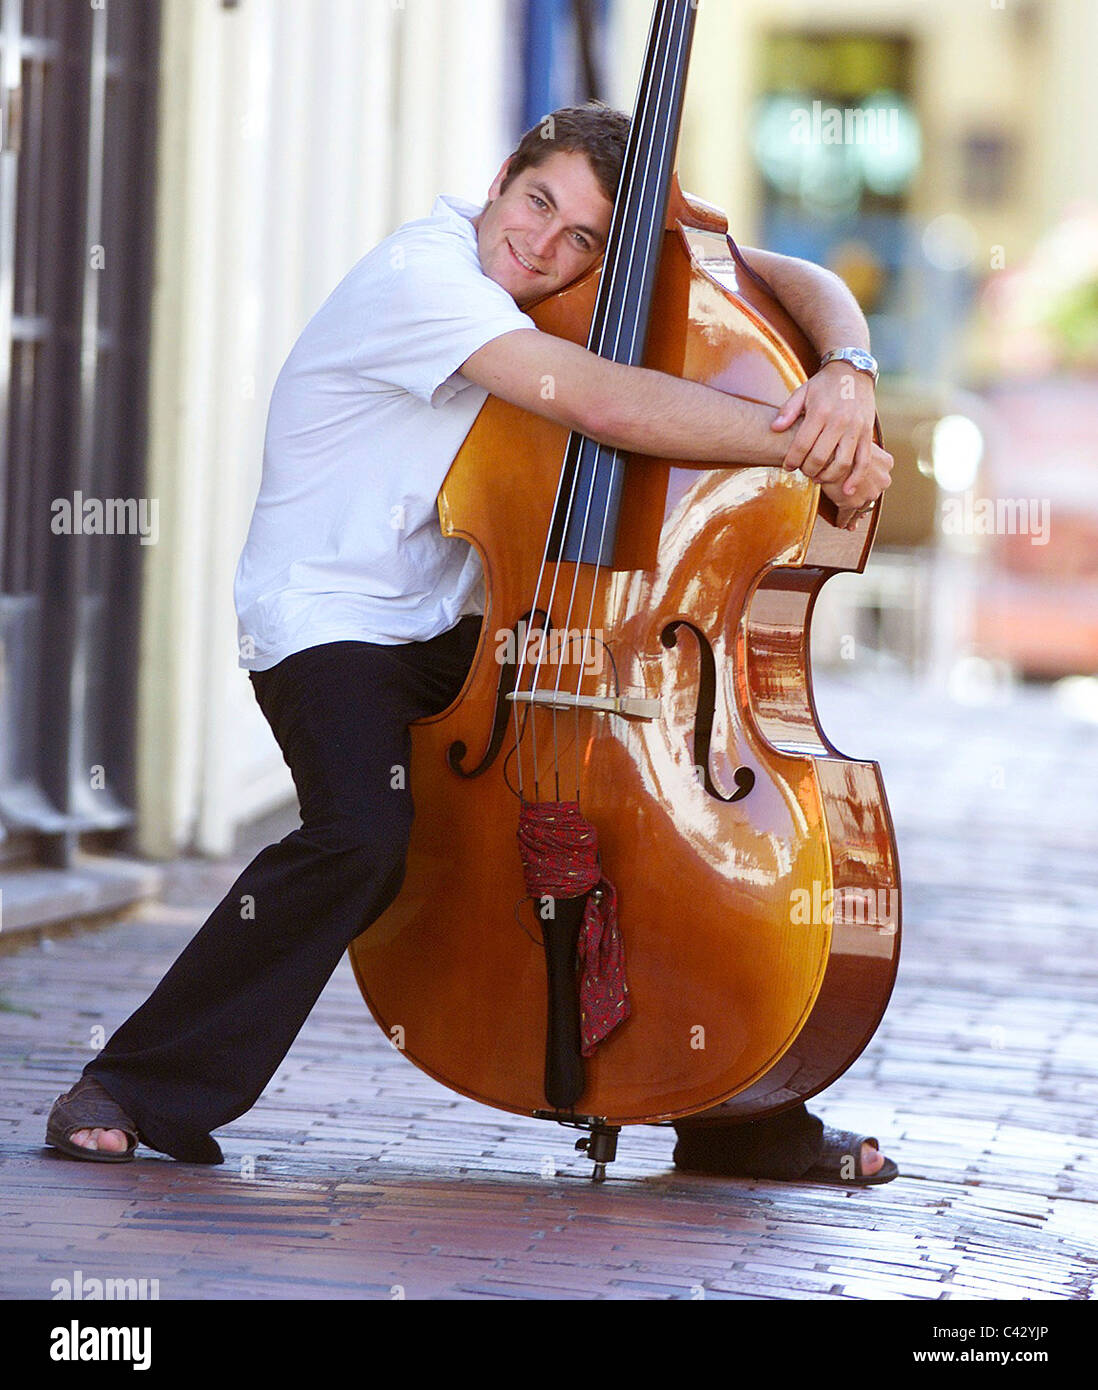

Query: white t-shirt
[[233, 195, 536, 672]]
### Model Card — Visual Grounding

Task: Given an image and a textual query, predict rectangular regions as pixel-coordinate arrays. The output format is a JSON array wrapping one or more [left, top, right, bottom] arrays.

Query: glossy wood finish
[[348, 189, 900, 1126], [676, 219, 901, 1119]]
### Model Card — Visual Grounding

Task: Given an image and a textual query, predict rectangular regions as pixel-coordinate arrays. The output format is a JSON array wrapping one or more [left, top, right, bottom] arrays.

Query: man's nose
[[526, 223, 558, 259]]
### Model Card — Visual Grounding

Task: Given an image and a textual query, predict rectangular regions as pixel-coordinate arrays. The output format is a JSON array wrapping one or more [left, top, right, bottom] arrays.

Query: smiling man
[[47, 103, 895, 1187]]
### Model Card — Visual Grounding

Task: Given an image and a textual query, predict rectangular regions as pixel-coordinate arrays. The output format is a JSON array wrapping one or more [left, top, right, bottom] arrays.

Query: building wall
[[610, 0, 1096, 262], [138, 0, 516, 857]]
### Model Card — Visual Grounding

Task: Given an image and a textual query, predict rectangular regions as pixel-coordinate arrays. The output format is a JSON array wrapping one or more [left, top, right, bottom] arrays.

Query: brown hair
[[500, 102, 630, 206]]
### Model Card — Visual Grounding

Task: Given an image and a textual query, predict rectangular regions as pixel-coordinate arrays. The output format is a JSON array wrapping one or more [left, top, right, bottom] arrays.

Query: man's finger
[[782, 417, 822, 472], [799, 426, 844, 479], [772, 383, 807, 432], [842, 436, 874, 497], [814, 435, 857, 485]]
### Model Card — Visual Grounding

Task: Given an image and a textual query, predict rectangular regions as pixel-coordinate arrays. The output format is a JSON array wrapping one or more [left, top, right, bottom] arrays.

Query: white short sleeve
[[349, 211, 536, 407]]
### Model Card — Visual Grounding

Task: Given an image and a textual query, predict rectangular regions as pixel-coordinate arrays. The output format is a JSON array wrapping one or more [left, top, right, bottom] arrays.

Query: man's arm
[[461, 326, 891, 513], [736, 246, 871, 357], [736, 246, 880, 495], [461, 329, 791, 468]]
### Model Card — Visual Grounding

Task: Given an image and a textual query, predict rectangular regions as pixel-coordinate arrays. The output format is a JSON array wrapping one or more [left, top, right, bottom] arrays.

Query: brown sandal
[[46, 1076, 140, 1163]]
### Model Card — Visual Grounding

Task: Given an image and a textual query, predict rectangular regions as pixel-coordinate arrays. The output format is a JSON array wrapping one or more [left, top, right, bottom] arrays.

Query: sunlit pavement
[[2, 672, 1095, 1300]]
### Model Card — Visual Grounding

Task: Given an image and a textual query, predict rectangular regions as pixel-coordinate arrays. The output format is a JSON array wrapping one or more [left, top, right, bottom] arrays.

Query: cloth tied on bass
[[516, 800, 630, 1057]]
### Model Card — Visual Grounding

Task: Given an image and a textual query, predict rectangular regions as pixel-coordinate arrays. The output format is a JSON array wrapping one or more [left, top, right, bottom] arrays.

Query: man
[[47, 104, 895, 1185]]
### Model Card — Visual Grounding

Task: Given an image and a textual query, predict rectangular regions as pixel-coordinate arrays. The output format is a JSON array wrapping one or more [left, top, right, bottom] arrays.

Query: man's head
[[473, 102, 629, 306], [501, 102, 630, 207]]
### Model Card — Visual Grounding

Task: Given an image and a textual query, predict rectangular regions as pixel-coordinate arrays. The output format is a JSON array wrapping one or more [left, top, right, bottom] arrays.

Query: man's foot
[[671, 1118, 898, 1185], [46, 1077, 139, 1163], [799, 1128, 899, 1186], [67, 1127, 132, 1155]]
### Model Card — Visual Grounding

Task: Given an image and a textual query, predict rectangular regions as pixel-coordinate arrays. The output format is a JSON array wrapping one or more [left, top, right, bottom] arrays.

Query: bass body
[[348, 183, 900, 1127]]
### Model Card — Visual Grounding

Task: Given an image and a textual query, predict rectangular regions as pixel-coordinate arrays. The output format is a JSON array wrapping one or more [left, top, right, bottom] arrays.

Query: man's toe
[[68, 1127, 129, 1153], [861, 1141, 885, 1176]]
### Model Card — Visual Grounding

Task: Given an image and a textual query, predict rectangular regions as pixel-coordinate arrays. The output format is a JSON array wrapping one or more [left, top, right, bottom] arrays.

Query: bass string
[[561, 2, 693, 800], [514, 0, 691, 805], [515, 0, 672, 798], [511, 0, 671, 801]]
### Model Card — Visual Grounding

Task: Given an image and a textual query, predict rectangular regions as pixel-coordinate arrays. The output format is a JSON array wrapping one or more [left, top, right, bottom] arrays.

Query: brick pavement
[[2, 673, 1096, 1302]]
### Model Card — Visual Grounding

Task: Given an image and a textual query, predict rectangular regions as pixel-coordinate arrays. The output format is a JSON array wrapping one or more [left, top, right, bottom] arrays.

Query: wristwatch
[[817, 347, 879, 385]]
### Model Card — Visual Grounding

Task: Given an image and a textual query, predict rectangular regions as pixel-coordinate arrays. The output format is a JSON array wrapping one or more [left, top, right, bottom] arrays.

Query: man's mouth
[[507, 241, 543, 275]]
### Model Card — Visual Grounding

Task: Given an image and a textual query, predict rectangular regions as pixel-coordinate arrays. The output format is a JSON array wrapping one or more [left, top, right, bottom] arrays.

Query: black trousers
[[84, 616, 822, 1172]]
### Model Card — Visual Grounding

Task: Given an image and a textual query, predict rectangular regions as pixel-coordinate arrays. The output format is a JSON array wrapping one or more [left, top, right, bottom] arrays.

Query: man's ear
[[486, 156, 513, 202]]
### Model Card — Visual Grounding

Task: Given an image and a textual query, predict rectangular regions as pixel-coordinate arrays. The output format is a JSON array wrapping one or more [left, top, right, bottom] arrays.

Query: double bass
[[349, 0, 901, 1180]]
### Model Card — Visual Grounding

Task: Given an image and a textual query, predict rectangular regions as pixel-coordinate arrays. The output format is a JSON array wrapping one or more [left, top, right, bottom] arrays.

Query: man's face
[[473, 150, 614, 307]]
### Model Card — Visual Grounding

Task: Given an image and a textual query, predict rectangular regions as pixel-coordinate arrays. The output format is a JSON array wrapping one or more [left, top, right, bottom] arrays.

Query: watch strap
[[818, 347, 879, 384]]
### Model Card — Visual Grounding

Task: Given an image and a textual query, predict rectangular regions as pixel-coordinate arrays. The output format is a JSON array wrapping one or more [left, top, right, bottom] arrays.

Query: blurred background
[[1, 0, 1096, 928]]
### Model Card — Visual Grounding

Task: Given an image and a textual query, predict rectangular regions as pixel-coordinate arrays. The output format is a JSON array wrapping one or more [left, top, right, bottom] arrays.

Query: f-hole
[[661, 620, 755, 803], [447, 609, 551, 779]]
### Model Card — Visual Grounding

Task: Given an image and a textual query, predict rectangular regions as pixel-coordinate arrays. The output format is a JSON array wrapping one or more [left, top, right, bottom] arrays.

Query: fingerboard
[[551, 0, 697, 567]]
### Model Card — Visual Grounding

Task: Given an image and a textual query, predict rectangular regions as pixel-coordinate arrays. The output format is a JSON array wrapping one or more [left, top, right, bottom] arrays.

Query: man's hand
[[769, 359, 893, 528], [771, 360, 878, 490], [818, 450, 894, 530], [737, 246, 883, 501]]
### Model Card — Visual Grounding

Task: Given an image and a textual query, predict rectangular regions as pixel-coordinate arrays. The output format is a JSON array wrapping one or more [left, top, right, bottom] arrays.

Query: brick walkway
[[2, 673, 1096, 1303]]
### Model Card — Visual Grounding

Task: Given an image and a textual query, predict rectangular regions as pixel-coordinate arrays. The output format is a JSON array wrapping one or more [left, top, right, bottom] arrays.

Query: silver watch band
[[818, 348, 879, 384]]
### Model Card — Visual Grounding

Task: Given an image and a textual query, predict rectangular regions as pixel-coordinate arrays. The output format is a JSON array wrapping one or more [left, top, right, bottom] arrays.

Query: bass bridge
[[506, 689, 660, 719]]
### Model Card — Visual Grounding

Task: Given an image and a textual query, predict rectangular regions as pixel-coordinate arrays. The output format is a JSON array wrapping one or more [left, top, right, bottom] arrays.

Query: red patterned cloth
[[517, 800, 630, 1056]]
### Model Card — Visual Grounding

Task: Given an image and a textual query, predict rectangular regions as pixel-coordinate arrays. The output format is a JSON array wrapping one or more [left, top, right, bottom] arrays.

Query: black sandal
[[673, 1119, 898, 1185], [800, 1127, 899, 1186], [46, 1076, 140, 1163]]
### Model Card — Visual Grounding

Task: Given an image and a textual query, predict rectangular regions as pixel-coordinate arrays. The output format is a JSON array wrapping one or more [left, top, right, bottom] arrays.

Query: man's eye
[[530, 195, 547, 209], [573, 235, 591, 251]]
